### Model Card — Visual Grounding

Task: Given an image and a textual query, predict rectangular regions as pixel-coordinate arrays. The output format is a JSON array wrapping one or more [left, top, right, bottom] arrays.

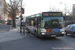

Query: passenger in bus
[[52, 20, 58, 28], [44, 21, 48, 28]]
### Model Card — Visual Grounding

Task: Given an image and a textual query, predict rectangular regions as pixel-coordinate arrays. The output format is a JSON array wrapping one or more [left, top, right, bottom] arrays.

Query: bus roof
[[26, 12, 63, 19], [26, 13, 42, 19]]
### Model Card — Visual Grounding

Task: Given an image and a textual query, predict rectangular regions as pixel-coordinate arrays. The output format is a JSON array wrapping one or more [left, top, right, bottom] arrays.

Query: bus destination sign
[[42, 12, 62, 17]]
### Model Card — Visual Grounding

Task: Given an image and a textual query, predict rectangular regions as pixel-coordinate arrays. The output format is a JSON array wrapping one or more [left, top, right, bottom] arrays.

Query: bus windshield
[[43, 18, 63, 29]]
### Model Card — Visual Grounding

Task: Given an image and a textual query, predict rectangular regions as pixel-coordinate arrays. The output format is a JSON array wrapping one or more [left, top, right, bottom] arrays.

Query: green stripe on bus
[[38, 27, 40, 34]]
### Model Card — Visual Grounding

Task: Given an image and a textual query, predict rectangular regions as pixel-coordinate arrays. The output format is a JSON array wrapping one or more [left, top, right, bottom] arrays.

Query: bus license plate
[[51, 35, 56, 37]]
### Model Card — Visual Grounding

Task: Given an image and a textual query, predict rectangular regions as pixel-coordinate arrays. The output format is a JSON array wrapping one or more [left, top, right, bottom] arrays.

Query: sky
[[6, 0, 75, 17], [23, 0, 75, 16]]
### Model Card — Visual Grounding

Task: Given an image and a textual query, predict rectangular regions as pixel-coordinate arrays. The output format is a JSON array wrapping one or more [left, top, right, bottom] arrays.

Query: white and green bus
[[26, 12, 64, 38]]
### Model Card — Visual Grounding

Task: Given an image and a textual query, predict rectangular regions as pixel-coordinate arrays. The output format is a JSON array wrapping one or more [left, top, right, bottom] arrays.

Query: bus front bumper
[[40, 32, 64, 37]]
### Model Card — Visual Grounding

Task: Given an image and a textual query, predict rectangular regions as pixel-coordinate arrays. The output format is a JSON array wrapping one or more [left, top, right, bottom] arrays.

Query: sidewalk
[[0, 28, 26, 43]]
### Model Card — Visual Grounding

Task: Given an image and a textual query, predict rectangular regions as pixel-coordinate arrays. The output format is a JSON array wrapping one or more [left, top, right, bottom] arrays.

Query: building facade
[[0, 0, 5, 22]]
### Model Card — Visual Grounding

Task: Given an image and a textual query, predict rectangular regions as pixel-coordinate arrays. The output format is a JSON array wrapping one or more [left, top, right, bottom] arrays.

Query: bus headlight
[[42, 33, 45, 35], [62, 32, 65, 34]]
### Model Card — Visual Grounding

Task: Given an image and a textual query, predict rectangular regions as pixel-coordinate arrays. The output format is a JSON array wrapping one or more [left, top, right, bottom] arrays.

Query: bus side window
[[34, 23, 35, 26], [33, 23, 37, 27], [37, 23, 41, 27]]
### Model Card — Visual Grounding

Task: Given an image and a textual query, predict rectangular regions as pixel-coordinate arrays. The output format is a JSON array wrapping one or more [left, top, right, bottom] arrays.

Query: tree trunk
[[12, 11, 16, 28], [12, 19, 16, 28]]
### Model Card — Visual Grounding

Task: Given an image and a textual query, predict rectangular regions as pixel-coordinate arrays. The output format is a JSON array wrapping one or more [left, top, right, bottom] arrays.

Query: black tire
[[52, 37, 56, 38], [73, 33, 75, 37], [35, 32, 39, 38], [65, 31, 68, 36], [28, 31, 30, 33], [65, 33, 67, 36]]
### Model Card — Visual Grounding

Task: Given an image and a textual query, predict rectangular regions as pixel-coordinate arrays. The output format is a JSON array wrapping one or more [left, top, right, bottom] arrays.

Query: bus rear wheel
[[35, 32, 39, 38], [28, 31, 30, 33]]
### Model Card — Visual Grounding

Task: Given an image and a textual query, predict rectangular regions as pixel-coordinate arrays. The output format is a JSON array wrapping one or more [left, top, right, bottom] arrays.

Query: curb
[[0, 30, 9, 33]]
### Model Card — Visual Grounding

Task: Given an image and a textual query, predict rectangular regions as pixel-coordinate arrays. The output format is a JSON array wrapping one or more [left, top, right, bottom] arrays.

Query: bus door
[[37, 17, 41, 34], [31, 18, 35, 33]]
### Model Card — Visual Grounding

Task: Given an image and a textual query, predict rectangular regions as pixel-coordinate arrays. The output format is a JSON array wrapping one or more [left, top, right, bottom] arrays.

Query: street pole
[[20, 0, 22, 33], [60, 2, 66, 27], [65, 4, 66, 22], [63, 4, 66, 27]]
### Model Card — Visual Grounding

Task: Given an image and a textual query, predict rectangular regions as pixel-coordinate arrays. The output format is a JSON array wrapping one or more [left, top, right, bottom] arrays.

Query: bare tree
[[49, 7, 61, 12], [4, 0, 21, 28], [0, 0, 4, 22]]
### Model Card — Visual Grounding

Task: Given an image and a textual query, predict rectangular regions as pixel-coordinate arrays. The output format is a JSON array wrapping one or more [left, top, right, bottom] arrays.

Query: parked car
[[65, 24, 75, 37], [7, 20, 11, 25]]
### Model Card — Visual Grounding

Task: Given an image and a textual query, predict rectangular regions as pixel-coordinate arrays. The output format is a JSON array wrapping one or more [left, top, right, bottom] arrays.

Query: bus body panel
[[40, 32, 64, 37], [26, 25, 38, 34], [40, 28, 64, 37]]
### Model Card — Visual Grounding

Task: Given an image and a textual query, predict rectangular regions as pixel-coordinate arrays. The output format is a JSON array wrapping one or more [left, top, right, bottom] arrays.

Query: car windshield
[[72, 25, 75, 29]]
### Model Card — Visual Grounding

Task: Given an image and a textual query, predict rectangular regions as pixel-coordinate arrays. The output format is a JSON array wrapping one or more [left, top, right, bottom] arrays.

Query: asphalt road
[[0, 32, 75, 50]]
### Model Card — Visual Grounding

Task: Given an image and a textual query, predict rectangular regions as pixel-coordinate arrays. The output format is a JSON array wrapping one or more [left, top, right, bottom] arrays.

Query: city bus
[[26, 12, 64, 38]]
